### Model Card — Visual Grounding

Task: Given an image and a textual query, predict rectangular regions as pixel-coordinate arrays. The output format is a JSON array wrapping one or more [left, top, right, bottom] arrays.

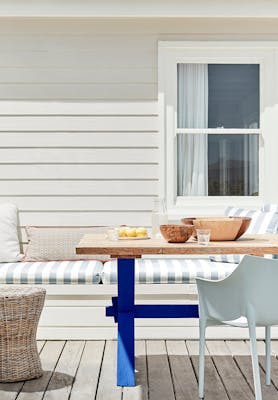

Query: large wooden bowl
[[193, 218, 242, 241], [160, 224, 194, 243], [181, 216, 252, 241], [233, 216, 252, 239]]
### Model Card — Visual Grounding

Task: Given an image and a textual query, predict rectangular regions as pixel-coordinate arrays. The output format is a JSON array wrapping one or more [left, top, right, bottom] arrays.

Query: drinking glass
[[151, 198, 167, 238], [196, 229, 211, 245]]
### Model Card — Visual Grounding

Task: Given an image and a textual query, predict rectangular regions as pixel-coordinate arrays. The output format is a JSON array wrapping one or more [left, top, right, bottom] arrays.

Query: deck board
[[1, 340, 278, 399], [0, 341, 46, 400], [206, 340, 254, 400], [146, 340, 175, 400], [43, 341, 85, 400], [17, 341, 65, 400]]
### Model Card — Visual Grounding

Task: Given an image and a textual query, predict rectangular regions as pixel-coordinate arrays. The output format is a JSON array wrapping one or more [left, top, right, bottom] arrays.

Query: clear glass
[[177, 133, 259, 196], [196, 229, 211, 245], [151, 198, 167, 238], [208, 134, 259, 196], [177, 63, 260, 129], [107, 228, 118, 241], [208, 64, 260, 128]]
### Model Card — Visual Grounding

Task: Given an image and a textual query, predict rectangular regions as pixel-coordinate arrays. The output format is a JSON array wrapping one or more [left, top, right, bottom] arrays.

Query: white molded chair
[[196, 255, 278, 400]]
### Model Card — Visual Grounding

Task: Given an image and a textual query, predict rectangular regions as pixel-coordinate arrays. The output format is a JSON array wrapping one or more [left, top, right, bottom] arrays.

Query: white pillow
[[0, 203, 22, 262]]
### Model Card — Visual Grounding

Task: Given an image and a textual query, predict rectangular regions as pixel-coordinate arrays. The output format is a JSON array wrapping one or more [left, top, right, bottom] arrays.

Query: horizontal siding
[[2, 196, 154, 211], [18, 211, 151, 227], [4, 19, 277, 234], [0, 101, 158, 115], [0, 132, 158, 147], [0, 181, 158, 196], [0, 165, 158, 179], [0, 100, 159, 229], [0, 84, 157, 100], [0, 148, 158, 163], [0, 116, 157, 131]]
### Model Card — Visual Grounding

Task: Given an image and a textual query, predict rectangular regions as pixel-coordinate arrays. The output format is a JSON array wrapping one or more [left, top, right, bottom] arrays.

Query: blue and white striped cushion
[[0, 260, 103, 284], [101, 259, 237, 285], [262, 204, 278, 213], [210, 207, 278, 264]]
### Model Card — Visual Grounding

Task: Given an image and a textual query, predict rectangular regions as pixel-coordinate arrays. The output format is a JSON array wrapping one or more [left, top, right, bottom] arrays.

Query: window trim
[[158, 41, 278, 216]]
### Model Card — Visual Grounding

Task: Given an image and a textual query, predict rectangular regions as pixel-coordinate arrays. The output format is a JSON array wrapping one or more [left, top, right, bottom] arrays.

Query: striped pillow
[[210, 207, 278, 263], [262, 204, 278, 213]]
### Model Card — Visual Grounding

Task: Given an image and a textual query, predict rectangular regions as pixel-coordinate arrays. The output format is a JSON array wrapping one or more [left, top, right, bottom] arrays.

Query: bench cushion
[[0, 260, 103, 284], [101, 259, 237, 284]]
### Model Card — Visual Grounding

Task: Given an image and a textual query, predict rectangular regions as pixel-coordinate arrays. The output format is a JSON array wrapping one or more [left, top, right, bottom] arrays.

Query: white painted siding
[[1, 18, 278, 247]]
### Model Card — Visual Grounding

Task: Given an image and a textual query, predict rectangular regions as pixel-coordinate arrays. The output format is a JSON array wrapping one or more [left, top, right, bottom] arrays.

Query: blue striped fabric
[[262, 204, 278, 213], [101, 259, 237, 285], [210, 207, 278, 264], [0, 260, 103, 284]]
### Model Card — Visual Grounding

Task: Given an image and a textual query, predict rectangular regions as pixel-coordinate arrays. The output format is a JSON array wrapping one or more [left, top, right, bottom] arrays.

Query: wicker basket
[[0, 286, 46, 382]]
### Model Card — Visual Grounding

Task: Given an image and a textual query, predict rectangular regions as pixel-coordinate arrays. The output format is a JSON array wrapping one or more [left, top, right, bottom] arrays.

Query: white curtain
[[244, 135, 259, 196], [177, 64, 208, 196]]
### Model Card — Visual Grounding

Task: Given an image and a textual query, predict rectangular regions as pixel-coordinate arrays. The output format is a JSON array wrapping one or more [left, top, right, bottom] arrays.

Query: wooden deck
[[2, 340, 278, 399]]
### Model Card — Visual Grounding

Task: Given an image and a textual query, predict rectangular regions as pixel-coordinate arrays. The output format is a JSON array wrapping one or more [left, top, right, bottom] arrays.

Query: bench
[[1, 203, 277, 340]]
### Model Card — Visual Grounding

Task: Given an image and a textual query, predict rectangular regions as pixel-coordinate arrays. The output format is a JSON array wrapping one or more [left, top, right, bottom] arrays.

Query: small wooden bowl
[[160, 224, 194, 243]]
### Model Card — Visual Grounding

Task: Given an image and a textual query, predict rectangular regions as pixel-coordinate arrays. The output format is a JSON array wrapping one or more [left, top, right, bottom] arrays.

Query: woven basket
[[0, 286, 46, 382]]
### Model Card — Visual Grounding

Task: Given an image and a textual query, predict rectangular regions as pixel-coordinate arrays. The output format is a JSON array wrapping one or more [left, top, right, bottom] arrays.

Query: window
[[177, 63, 259, 197], [158, 42, 277, 213]]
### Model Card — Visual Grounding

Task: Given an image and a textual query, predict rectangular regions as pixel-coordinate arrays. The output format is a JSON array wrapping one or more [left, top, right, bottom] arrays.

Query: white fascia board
[[1, 0, 278, 18]]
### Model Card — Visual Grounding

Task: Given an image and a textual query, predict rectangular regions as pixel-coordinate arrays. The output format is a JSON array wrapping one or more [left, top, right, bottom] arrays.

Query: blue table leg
[[117, 258, 135, 387]]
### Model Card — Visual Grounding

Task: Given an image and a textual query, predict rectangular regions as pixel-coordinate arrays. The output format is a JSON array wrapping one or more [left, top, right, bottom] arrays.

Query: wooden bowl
[[160, 224, 194, 243], [193, 218, 242, 241], [233, 216, 252, 239], [181, 216, 252, 241], [181, 218, 197, 237]]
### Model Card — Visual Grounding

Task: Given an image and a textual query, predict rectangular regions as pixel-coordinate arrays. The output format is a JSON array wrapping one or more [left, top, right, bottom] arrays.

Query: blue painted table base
[[105, 258, 199, 387]]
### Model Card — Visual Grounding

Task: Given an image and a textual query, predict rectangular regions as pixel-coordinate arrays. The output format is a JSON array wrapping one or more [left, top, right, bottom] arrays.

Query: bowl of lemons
[[116, 226, 149, 239]]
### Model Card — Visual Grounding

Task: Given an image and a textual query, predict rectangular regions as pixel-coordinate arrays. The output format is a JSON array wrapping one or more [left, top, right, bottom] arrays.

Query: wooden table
[[76, 234, 278, 387]]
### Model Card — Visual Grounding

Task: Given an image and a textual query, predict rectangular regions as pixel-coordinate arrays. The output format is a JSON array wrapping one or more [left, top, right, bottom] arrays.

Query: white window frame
[[158, 41, 278, 217]]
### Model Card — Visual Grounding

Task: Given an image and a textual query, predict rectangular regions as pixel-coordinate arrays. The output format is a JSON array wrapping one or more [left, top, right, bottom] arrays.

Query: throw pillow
[[262, 204, 278, 213], [24, 226, 109, 261], [0, 203, 22, 262], [210, 207, 278, 263]]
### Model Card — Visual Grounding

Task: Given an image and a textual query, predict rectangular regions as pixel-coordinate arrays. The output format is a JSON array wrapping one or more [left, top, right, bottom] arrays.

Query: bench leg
[[117, 258, 135, 386]]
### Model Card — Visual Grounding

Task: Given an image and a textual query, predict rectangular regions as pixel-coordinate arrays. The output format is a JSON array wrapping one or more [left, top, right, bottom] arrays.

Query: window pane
[[208, 65, 259, 129], [177, 134, 259, 196], [177, 64, 260, 129]]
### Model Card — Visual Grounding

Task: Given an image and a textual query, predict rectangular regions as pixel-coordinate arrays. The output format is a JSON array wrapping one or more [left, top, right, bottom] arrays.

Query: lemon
[[136, 227, 147, 237], [126, 228, 137, 237], [119, 227, 127, 237]]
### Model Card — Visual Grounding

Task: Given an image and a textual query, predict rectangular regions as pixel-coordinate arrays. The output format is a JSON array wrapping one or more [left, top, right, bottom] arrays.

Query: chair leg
[[248, 321, 262, 400], [198, 319, 206, 399], [265, 326, 271, 386]]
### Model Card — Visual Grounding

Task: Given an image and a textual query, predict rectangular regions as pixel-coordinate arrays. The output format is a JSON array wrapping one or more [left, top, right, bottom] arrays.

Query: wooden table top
[[76, 234, 278, 258]]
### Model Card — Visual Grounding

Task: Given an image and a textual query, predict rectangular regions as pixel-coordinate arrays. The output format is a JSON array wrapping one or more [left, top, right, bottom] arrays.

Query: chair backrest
[[239, 255, 278, 325], [197, 255, 278, 326]]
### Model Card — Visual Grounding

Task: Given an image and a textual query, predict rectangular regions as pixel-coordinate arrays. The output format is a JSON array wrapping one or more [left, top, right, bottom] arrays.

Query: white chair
[[196, 255, 278, 400]]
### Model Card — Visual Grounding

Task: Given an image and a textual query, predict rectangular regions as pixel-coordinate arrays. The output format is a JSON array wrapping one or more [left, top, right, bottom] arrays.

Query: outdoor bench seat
[[101, 258, 237, 285], [0, 260, 103, 285]]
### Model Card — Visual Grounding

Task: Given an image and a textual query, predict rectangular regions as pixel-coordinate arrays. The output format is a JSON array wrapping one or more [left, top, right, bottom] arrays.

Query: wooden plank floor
[[1, 340, 278, 399]]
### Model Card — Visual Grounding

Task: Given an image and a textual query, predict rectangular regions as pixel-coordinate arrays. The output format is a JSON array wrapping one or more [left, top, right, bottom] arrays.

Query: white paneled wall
[[1, 18, 278, 248], [0, 24, 160, 246], [0, 101, 159, 245]]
